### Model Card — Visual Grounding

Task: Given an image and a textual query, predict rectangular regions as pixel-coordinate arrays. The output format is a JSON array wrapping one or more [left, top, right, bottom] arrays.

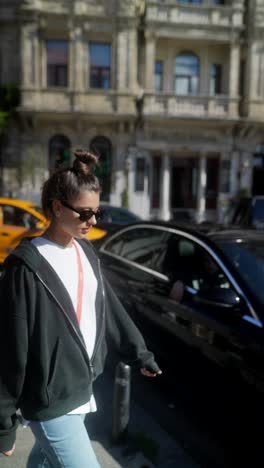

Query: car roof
[[109, 220, 264, 244], [0, 197, 38, 208]]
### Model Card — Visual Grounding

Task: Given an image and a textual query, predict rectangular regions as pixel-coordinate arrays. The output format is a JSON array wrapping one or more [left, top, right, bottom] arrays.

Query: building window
[[90, 136, 112, 201], [135, 158, 145, 192], [210, 64, 222, 95], [175, 53, 199, 95], [46, 41, 68, 87], [155, 61, 163, 91], [49, 135, 71, 174], [89, 42, 111, 89]]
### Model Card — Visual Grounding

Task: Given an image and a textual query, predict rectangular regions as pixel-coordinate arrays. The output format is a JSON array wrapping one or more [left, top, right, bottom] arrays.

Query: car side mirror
[[193, 288, 244, 314]]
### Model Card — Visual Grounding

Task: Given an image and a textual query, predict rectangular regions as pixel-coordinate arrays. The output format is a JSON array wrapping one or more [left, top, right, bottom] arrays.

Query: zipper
[[90, 257, 106, 367], [34, 271, 93, 373]]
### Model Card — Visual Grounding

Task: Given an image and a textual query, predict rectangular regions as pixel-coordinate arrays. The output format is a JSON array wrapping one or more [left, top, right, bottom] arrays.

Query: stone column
[[21, 25, 37, 87], [160, 153, 171, 220], [230, 150, 240, 196], [128, 29, 138, 92], [229, 42, 240, 97], [245, 42, 260, 101], [72, 27, 85, 91], [200, 47, 209, 95], [196, 155, 207, 223], [217, 152, 231, 223], [145, 32, 156, 91], [116, 29, 127, 90], [240, 152, 253, 194], [228, 42, 240, 116]]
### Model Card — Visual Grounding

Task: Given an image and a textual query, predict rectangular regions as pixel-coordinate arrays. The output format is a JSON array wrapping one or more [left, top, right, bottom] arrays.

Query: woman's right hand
[[2, 444, 15, 456]]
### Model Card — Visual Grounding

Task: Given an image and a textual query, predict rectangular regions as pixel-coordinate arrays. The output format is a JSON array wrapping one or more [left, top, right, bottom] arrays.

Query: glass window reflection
[[89, 42, 111, 89], [46, 40, 68, 87], [175, 53, 199, 95]]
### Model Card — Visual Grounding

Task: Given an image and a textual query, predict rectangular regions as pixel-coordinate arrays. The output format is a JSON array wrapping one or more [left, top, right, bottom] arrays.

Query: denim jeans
[[26, 414, 100, 468]]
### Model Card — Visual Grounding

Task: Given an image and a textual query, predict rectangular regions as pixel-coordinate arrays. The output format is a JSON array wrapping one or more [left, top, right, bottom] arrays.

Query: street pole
[[112, 361, 131, 443]]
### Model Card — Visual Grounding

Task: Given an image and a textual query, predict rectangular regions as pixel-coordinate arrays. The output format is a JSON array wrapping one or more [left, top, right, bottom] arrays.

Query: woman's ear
[[51, 200, 62, 218]]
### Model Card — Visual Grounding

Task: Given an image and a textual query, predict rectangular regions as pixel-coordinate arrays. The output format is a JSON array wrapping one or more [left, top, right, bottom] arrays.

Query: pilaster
[[160, 153, 171, 221], [144, 32, 156, 91], [196, 155, 207, 223], [116, 29, 127, 90], [229, 41, 240, 97]]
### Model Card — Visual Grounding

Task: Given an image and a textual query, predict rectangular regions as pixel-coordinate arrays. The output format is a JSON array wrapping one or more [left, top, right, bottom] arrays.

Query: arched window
[[90, 136, 112, 201], [174, 52, 199, 95], [49, 135, 71, 174]]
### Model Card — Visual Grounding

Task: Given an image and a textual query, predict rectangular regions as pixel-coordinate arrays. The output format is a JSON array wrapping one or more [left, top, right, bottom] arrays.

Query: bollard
[[112, 361, 131, 443]]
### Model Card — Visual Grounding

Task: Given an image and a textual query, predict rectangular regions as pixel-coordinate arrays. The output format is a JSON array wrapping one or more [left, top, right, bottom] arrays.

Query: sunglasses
[[60, 201, 102, 222]]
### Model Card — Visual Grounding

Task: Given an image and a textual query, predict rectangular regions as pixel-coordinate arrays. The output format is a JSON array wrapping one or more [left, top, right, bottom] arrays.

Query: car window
[[104, 227, 169, 269], [220, 240, 264, 305], [158, 233, 231, 292], [2, 205, 38, 228]]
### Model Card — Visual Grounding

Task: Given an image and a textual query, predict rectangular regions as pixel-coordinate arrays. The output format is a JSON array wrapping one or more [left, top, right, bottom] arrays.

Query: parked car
[[97, 204, 141, 228], [97, 221, 264, 393], [0, 198, 48, 264], [225, 195, 264, 229], [0, 197, 106, 264]]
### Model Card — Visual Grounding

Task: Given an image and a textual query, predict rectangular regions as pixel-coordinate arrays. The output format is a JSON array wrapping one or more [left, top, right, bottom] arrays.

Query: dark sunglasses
[[61, 201, 102, 222]]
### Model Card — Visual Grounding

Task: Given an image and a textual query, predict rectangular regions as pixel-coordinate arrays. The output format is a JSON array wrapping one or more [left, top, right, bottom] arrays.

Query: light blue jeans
[[26, 414, 100, 468]]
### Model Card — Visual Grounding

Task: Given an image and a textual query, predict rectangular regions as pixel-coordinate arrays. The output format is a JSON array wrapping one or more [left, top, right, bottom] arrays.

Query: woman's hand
[[2, 444, 15, 457], [140, 368, 162, 377]]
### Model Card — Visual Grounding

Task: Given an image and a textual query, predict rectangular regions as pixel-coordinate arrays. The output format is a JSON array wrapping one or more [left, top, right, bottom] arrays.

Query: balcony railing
[[20, 89, 137, 115], [143, 93, 239, 119], [145, 1, 244, 29]]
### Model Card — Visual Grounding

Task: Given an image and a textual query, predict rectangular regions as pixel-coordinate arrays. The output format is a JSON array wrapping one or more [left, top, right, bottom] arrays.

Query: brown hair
[[42, 148, 101, 219]]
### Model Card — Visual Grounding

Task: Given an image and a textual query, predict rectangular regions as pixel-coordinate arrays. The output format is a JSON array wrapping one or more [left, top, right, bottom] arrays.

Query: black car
[[97, 204, 141, 228], [225, 195, 264, 229], [97, 221, 264, 393]]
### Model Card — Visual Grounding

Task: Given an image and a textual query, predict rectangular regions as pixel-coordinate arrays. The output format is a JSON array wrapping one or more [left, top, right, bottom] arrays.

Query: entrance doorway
[[171, 158, 198, 209], [253, 146, 264, 196]]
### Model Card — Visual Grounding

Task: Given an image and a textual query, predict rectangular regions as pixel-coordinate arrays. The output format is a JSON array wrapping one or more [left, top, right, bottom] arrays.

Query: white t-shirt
[[31, 237, 98, 414]]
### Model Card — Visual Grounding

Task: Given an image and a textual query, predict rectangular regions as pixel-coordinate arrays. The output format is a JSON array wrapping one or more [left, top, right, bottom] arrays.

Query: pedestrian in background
[[0, 149, 161, 468]]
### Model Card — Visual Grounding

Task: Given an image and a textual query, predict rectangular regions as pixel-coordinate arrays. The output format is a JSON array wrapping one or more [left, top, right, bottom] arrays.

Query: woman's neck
[[43, 226, 73, 248]]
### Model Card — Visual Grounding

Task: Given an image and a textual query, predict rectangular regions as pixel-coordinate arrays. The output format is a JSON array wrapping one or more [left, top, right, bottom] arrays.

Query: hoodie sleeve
[[104, 278, 160, 373], [0, 263, 31, 452]]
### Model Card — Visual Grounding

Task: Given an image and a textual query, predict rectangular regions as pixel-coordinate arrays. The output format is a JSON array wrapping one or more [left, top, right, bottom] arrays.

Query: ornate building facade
[[1, 0, 264, 221]]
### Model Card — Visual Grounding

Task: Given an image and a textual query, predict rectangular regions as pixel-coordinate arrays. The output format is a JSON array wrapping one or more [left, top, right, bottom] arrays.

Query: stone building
[[1, 0, 264, 221]]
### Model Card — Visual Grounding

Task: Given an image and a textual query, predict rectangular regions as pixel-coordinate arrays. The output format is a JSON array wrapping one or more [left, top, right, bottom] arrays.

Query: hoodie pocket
[[46, 338, 62, 404]]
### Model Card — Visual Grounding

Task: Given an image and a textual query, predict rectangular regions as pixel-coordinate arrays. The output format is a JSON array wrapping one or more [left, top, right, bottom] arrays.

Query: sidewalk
[[0, 370, 199, 468]]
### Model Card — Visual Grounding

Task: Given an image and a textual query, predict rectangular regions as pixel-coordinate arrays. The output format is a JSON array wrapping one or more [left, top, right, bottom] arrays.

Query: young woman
[[0, 149, 161, 468]]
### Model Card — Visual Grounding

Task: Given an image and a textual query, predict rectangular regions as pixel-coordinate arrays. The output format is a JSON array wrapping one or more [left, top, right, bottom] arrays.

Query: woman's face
[[54, 190, 100, 239]]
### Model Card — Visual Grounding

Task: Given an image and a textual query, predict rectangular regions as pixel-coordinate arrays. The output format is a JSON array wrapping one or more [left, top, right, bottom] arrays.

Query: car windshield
[[220, 240, 264, 304]]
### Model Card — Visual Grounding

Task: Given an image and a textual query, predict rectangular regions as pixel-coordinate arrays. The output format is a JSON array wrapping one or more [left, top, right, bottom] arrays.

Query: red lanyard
[[73, 241, 84, 324]]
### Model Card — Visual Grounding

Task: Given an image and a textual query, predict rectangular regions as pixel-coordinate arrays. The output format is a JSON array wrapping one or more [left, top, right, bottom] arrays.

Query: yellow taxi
[[0, 198, 106, 264]]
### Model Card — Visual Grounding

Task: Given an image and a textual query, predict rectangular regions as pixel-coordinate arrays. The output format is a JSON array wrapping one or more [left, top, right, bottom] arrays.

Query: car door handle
[[0, 232, 9, 236]]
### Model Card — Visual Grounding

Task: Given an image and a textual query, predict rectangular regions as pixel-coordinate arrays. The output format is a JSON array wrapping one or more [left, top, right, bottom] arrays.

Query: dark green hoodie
[[0, 237, 160, 452]]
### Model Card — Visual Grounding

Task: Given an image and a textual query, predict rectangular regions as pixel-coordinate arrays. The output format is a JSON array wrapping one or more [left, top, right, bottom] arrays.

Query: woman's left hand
[[140, 368, 162, 377]]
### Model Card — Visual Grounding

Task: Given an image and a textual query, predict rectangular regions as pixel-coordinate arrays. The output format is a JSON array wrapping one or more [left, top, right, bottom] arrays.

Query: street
[[0, 351, 263, 468]]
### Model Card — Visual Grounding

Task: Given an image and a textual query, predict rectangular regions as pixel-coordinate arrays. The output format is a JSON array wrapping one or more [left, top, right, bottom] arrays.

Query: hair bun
[[72, 148, 98, 176]]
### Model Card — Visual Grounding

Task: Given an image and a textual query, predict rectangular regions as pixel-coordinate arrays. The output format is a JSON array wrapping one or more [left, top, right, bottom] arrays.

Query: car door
[[99, 226, 207, 365], [152, 231, 264, 389], [100, 225, 264, 389]]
